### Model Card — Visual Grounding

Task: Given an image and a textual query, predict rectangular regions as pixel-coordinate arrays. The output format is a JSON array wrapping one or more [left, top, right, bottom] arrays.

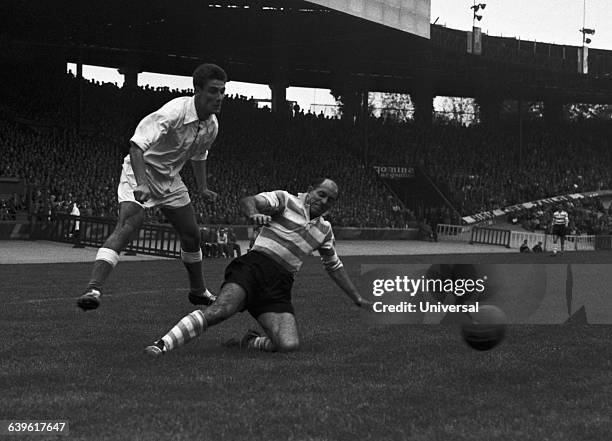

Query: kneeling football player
[[145, 178, 371, 355]]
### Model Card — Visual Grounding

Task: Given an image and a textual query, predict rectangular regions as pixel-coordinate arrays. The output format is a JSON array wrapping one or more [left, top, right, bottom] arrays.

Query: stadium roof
[[3, 0, 612, 103], [3, 0, 429, 87]]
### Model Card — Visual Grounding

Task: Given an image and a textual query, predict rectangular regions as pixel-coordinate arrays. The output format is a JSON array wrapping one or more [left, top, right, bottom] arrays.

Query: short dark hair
[[193, 63, 227, 90]]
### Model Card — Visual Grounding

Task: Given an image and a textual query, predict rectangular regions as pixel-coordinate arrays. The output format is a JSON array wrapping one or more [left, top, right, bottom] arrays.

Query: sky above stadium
[[433, 0, 611, 49], [73, 0, 611, 110]]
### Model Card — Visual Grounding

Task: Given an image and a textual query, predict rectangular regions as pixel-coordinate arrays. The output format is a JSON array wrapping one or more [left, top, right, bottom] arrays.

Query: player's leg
[[249, 312, 300, 352], [222, 251, 298, 352], [551, 227, 559, 255], [145, 282, 246, 356], [239, 269, 298, 352], [162, 203, 215, 305], [560, 233, 565, 252], [77, 201, 144, 310]]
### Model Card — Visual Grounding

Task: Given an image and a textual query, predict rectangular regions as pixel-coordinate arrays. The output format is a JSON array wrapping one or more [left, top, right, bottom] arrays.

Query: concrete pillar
[[412, 78, 433, 126], [42, 52, 68, 81], [476, 94, 503, 126], [76, 61, 83, 81], [269, 82, 288, 114], [76, 59, 84, 132], [118, 66, 140, 89], [330, 68, 364, 122], [335, 88, 362, 122], [543, 97, 564, 125], [268, 64, 290, 115]]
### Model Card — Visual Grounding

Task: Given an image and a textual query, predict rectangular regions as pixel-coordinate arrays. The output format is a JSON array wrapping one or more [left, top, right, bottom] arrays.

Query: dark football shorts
[[223, 250, 295, 318], [552, 224, 566, 237]]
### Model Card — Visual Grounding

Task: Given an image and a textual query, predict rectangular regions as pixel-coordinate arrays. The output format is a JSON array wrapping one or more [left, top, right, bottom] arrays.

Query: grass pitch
[[1, 254, 611, 440]]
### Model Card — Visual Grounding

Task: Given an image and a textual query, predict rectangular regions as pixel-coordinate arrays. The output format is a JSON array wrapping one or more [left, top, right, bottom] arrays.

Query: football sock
[[87, 248, 119, 291], [181, 249, 206, 293], [247, 336, 275, 352], [160, 310, 207, 352]]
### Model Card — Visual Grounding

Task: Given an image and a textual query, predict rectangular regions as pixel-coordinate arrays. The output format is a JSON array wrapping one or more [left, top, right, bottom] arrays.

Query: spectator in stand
[[207, 227, 219, 258], [3, 66, 612, 231], [216, 227, 229, 258], [227, 227, 241, 258], [519, 239, 531, 253], [70, 201, 81, 240], [200, 226, 213, 258]]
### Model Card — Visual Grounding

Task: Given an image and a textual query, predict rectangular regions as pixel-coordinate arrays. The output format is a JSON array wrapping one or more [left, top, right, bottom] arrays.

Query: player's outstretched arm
[[327, 266, 372, 309], [240, 195, 273, 225]]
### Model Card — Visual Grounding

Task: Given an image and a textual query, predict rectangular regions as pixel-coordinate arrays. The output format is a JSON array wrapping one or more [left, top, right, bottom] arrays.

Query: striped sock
[[160, 310, 207, 352], [247, 336, 276, 352]]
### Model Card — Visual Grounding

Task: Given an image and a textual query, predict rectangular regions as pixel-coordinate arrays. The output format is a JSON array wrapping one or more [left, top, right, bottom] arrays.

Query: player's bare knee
[[276, 338, 299, 353]]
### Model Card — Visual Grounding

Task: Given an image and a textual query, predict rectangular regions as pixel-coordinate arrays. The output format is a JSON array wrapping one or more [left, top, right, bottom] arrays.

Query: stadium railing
[[566, 235, 597, 251], [595, 235, 612, 250], [436, 224, 472, 242], [34, 215, 426, 258], [506, 231, 606, 251], [509, 231, 548, 250], [435, 222, 611, 252], [469, 227, 511, 248], [36, 214, 182, 257]]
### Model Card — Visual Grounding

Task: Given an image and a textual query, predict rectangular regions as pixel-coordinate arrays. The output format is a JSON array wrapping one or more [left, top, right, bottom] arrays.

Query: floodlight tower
[[469, 1, 486, 55], [579, 0, 595, 73]]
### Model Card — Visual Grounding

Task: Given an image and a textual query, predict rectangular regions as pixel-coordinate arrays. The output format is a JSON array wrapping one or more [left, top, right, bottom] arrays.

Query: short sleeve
[[130, 101, 181, 152]]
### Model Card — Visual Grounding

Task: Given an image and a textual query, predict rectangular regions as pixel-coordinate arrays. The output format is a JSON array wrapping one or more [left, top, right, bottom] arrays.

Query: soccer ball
[[461, 305, 507, 351]]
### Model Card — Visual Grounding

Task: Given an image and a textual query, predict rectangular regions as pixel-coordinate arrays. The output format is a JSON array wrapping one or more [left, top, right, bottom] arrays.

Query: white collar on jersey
[[185, 96, 215, 125]]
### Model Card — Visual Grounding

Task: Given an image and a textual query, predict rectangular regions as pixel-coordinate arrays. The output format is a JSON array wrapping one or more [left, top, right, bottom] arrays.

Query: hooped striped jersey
[[251, 190, 343, 274], [552, 210, 569, 226]]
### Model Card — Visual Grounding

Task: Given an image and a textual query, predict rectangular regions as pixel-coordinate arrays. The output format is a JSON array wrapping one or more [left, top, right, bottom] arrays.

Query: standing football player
[[551, 204, 569, 255], [145, 178, 372, 355], [77, 63, 227, 311]]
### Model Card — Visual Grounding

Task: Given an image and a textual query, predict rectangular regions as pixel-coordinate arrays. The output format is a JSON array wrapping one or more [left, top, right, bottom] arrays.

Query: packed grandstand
[[1, 67, 611, 236]]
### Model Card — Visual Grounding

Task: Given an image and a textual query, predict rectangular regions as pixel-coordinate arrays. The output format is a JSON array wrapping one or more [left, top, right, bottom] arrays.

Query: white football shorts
[[117, 168, 191, 209]]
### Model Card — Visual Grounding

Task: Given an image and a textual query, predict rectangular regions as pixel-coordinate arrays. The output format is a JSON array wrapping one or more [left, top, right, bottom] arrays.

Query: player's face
[[307, 179, 339, 218], [195, 79, 226, 118]]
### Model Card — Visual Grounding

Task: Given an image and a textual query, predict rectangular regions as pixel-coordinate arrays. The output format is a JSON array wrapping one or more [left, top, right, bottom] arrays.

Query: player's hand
[[134, 184, 152, 204], [202, 189, 218, 203], [355, 297, 374, 309], [249, 214, 272, 226]]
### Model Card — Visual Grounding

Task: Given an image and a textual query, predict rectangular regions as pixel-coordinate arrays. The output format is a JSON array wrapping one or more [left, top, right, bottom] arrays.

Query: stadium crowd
[[1, 67, 611, 234], [361, 117, 612, 216]]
